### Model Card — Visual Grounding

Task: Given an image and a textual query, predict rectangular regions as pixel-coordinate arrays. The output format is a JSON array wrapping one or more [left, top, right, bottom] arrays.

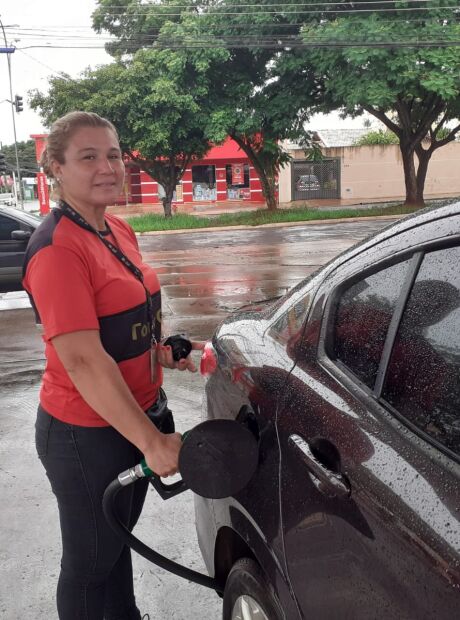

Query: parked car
[[0, 193, 15, 207], [195, 202, 460, 620], [0, 207, 40, 292], [295, 174, 320, 192]]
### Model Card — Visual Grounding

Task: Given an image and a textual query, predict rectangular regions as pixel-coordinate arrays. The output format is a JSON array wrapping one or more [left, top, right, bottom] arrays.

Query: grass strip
[[127, 204, 421, 233]]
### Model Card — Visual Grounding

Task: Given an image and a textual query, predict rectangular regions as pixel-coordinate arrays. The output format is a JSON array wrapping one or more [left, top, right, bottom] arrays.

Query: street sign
[[36, 172, 50, 215]]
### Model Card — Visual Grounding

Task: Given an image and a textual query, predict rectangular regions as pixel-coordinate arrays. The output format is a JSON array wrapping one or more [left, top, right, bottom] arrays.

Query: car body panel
[[278, 216, 460, 618], [195, 203, 460, 619]]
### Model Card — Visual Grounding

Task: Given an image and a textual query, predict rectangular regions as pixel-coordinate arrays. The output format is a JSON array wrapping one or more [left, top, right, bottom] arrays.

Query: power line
[[16, 49, 80, 83], [13, 30, 460, 41], [10, 29, 459, 42], [7, 19, 459, 42], [85, 6, 460, 17], [18, 40, 460, 50], [89, 1, 453, 9], [8, 15, 458, 37]]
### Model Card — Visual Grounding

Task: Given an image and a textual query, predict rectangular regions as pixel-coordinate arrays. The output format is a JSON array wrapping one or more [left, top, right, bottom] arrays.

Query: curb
[[136, 214, 403, 236]]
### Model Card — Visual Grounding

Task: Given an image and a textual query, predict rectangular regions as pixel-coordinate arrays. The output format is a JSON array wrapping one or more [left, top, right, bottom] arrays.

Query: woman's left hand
[[157, 340, 206, 372]]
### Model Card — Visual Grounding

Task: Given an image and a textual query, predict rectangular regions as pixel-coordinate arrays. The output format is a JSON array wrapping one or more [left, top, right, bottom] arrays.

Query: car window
[[382, 245, 460, 457], [0, 214, 19, 241], [332, 259, 411, 389], [269, 293, 311, 346]]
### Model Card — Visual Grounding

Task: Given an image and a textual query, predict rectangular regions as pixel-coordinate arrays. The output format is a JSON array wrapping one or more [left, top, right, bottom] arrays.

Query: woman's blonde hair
[[40, 111, 119, 197]]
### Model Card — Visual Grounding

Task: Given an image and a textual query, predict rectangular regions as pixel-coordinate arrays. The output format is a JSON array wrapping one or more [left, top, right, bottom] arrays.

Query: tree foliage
[[92, 0, 318, 210], [29, 28, 227, 216], [0, 141, 39, 176], [94, 0, 460, 207], [298, 0, 460, 205], [354, 130, 399, 147]]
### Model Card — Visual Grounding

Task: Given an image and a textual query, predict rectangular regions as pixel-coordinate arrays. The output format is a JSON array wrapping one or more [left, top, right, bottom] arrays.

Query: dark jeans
[[35, 392, 174, 620]]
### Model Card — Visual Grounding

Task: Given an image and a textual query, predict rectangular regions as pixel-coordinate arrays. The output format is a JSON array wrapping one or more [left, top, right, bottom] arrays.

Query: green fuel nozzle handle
[[140, 459, 154, 478], [139, 430, 191, 478]]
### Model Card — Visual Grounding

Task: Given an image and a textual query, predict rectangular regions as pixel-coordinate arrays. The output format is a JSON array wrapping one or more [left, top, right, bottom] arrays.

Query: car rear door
[[277, 216, 460, 619], [0, 212, 32, 289]]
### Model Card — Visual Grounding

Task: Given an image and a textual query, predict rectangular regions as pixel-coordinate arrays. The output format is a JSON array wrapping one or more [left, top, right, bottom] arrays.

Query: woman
[[23, 111, 201, 620]]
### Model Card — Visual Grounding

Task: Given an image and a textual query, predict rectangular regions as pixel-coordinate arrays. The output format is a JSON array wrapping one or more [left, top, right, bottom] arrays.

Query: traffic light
[[0, 152, 7, 174], [14, 95, 23, 113]]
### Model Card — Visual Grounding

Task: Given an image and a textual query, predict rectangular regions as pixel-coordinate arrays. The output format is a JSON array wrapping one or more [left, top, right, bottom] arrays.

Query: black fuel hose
[[102, 478, 224, 593]]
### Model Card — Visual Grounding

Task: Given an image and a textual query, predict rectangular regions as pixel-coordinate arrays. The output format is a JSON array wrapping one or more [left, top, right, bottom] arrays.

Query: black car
[[195, 203, 460, 620], [0, 207, 40, 292]]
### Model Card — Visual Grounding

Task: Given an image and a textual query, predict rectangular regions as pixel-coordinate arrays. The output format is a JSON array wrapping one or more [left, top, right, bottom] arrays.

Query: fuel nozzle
[[162, 334, 193, 361]]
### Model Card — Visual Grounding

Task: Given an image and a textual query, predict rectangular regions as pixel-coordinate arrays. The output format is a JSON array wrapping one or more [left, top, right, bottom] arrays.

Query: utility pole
[[0, 16, 23, 209]]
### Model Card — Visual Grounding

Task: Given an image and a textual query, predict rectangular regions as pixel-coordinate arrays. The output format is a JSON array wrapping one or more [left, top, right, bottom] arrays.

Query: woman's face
[[51, 126, 125, 208]]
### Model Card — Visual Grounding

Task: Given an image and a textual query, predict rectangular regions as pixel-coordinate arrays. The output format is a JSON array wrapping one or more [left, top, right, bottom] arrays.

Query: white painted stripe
[[182, 192, 193, 196], [251, 189, 263, 193]]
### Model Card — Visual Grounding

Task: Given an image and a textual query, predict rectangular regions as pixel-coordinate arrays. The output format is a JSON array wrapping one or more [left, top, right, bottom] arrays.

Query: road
[[0, 218, 395, 619], [138, 218, 392, 339]]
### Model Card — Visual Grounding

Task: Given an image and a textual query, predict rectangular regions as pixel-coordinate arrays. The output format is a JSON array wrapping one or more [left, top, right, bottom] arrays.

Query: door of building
[[292, 159, 340, 200], [192, 165, 216, 201]]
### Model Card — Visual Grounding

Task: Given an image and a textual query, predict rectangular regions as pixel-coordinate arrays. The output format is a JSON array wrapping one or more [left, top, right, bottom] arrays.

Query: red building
[[125, 138, 264, 206], [31, 134, 265, 209]]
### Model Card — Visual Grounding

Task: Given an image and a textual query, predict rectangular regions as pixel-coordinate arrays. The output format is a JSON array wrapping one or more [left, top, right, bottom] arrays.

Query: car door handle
[[288, 434, 350, 499]]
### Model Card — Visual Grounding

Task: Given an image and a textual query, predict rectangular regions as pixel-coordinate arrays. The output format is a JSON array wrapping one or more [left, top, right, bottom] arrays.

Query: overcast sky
[[0, 0, 365, 149], [0, 0, 112, 145]]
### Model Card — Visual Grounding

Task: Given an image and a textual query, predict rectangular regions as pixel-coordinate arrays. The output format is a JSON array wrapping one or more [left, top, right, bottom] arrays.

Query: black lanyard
[[59, 200, 156, 345]]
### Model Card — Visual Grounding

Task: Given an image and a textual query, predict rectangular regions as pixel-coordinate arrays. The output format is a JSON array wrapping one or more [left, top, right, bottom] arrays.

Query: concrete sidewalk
[[106, 196, 408, 219], [0, 367, 222, 620]]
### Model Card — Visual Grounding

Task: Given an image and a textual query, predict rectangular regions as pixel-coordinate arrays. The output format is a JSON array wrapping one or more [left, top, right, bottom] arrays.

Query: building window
[[226, 163, 250, 199], [192, 165, 216, 201]]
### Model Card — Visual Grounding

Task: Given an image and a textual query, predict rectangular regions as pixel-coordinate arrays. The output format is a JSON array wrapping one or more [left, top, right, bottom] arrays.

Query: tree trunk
[[399, 142, 420, 207], [161, 188, 175, 218], [230, 133, 278, 211], [415, 146, 432, 207], [259, 169, 278, 211]]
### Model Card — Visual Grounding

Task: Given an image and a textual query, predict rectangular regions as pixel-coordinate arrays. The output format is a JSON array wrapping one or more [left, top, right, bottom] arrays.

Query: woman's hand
[[144, 431, 183, 477], [157, 340, 205, 372]]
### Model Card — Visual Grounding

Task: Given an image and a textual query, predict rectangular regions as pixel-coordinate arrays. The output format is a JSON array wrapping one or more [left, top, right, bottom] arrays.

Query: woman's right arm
[[51, 329, 182, 477]]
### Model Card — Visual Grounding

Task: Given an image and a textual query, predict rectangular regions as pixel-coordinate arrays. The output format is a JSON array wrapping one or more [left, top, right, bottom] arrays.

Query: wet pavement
[[139, 219, 393, 339], [0, 369, 222, 620], [0, 217, 395, 619]]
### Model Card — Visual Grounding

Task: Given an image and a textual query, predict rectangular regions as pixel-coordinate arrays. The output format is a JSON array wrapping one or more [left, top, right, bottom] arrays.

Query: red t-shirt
[[23, 208, 162, 426]]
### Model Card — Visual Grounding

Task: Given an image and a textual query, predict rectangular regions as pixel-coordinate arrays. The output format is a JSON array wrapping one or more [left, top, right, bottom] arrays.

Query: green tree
[[0, 140, 39, 176], [298, 1, 460, 206], [30, 32, 227, 217], [92, 0, 317, 211], [94, 0, 460, 207], [354, 130, 399, 147], [92, 0, 199, 57]]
